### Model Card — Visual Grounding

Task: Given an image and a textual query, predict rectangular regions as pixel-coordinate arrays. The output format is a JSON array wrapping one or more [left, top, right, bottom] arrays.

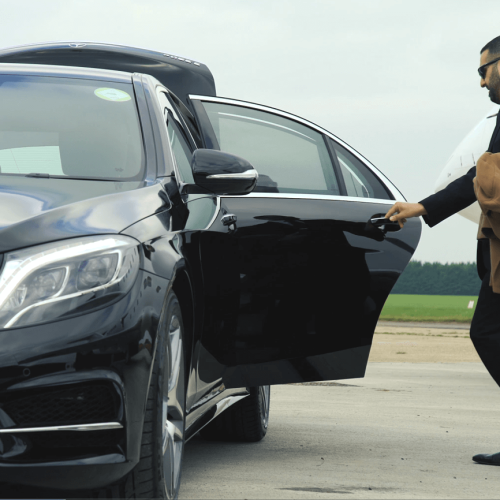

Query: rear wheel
[[86, 291, 186, 499], [200, 385, 270, 442]]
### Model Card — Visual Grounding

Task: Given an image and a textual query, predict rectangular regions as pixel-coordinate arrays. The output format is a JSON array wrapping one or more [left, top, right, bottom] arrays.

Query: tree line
[[391, 260, 482, 296]]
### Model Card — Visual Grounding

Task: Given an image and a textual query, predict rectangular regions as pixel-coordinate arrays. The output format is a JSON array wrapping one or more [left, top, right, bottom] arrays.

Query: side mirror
[[190, 149, 258, 195]]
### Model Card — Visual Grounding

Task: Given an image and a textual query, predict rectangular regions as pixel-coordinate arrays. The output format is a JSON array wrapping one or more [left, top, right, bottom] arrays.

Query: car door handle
[[221, 213, 237, 231], [222, 214, 237, 226], [369, 216, 401, 231], [370, 216, 395, 225]]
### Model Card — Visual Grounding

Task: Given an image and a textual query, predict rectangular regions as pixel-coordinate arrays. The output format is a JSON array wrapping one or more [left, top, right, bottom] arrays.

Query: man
[[384, 35, 500, 466]]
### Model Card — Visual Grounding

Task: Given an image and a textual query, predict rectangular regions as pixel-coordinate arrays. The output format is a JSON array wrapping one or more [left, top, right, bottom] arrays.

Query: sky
[[1, 0, 499, 264]]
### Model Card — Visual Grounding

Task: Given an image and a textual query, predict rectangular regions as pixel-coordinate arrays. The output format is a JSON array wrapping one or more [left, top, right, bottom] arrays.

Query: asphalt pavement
[[180, 362, 500, 499]]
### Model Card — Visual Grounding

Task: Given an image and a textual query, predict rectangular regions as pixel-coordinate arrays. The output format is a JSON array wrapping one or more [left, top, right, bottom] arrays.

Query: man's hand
[[384, 202, 427, 229]]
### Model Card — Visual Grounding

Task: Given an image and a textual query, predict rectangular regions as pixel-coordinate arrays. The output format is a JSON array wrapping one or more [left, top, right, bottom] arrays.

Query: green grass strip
[[379, 294, 478, 323]]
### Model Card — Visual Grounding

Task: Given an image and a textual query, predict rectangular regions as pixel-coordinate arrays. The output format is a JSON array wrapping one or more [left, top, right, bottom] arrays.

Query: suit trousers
[[471, 269, 500, 387]]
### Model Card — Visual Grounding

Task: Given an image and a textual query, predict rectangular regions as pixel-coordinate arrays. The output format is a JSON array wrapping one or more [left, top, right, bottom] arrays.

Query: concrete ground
[[371, 323, 480, 363], [3, 323, 498, 499], [180, 329, 500, 499]]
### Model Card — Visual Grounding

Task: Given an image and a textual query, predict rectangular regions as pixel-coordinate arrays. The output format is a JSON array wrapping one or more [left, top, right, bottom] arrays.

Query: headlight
[[0, 235, 140, 329]]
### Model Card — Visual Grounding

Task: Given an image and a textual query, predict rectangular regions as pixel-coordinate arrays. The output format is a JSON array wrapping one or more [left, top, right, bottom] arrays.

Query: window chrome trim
[[207, 169, 257, 180], [225, 192, 396, 204], [0, 422, 123, 434], [188, 95, 406, 202]]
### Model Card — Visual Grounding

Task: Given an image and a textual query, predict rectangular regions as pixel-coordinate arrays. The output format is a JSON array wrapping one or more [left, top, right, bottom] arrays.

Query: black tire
[[84, 291, 186, 499], [200, 385, 270, 442]]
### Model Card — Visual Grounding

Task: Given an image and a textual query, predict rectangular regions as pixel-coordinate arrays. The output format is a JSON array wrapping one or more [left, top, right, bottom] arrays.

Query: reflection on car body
[[0, 42, 421, 498]]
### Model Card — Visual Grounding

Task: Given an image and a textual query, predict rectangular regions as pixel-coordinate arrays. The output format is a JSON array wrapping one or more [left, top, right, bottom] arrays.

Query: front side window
[[0, 75, 144, 180], [167, 117, 195, 184], [201, 102, 340, 195], [158, 91, 194, 183]]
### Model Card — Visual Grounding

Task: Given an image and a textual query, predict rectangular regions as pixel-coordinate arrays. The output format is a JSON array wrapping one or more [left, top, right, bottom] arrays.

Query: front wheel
[[200, 385, 270, 442], [88, 291, 186, 499], [158, 292, 186, 498]]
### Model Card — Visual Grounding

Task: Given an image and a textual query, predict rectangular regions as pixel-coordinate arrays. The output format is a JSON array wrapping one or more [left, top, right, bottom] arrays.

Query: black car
[[0, 42, 421, 499]]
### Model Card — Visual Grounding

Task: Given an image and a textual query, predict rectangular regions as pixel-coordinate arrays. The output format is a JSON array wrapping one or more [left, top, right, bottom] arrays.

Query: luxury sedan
[[0, 42, 421, 499]]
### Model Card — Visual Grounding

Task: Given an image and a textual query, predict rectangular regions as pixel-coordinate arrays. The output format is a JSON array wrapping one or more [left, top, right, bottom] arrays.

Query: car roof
[[0, 62, 133, 83], [0, 41, 216, 107]]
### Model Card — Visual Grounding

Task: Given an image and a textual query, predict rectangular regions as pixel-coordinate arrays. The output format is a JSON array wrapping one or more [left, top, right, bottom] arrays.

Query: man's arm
[[418, 166, 477, 228], [385, 166, 477, 228]]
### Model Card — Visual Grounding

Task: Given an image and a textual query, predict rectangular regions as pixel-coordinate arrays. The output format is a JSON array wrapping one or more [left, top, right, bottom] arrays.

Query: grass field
[[379, 294, 478, 323]]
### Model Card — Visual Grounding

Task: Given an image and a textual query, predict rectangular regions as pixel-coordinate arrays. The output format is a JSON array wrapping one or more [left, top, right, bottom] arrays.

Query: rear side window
[[328, 139, 392, 200], [0, 75, 144, 180], [201, 102, 340, 195]]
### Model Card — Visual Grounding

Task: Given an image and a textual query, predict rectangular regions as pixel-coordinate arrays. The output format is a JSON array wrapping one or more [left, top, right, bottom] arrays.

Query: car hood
[[0, 176, 169, 253]]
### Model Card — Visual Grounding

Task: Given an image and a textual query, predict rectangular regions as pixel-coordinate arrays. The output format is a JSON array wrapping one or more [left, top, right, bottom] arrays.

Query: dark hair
[[481, 36, 500, 56]]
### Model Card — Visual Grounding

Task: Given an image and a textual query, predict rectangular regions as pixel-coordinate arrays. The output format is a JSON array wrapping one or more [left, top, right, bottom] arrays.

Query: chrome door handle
[[222, 214, 237, 226], [370, 216, 392, 225], [369, 216, 401, 232]]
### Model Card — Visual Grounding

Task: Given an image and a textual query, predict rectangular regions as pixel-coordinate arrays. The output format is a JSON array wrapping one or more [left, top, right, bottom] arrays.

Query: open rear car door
[[189, 96, 421, 388]]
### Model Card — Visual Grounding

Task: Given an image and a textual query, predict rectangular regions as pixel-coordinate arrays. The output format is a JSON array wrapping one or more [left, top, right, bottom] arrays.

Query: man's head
[[480, 36, 500, 104]]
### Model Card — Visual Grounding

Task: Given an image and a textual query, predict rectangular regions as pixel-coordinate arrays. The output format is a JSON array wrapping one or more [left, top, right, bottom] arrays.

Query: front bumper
[[0, 270, 169, 491]]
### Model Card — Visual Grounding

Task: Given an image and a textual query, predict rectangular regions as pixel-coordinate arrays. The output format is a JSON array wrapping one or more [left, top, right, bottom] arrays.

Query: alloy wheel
[[161, 311, 185, 499], [259, 385, 271, 429]]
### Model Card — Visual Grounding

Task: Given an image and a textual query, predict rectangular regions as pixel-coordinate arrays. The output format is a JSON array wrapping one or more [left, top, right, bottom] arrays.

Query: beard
[[488, 64, 500, 104]]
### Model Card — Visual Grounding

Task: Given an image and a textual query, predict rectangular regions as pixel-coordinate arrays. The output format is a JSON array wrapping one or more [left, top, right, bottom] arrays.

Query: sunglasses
[[478, 56, 500, 79]]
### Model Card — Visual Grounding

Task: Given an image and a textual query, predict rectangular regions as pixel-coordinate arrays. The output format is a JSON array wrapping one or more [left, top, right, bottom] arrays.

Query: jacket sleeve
[[418, 166, 477, 228]]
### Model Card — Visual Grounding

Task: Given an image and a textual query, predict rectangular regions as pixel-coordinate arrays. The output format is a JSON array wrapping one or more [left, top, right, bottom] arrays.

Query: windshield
[[0, 75, 144, 180]]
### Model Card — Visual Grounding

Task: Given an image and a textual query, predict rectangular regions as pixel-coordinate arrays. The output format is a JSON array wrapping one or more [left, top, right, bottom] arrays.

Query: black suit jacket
[[418, 111, 500, 280]]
